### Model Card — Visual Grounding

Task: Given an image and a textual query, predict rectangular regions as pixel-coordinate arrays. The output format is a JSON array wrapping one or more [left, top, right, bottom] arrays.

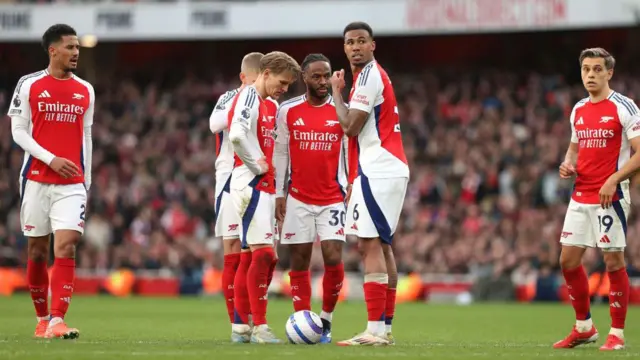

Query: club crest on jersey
[[325, 120, 339, 127], [12, 95, 20, 107], [600, 116, 614, 123], [241, 107, 251, 119]]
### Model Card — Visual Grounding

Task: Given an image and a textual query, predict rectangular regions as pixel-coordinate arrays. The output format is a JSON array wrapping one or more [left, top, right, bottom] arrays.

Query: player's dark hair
[[260, 51, 302, 78], [343, 21, 374, 38], [301, 54, 331, 71], [41, 24, 77, 54], [579, 48, 615, 70]]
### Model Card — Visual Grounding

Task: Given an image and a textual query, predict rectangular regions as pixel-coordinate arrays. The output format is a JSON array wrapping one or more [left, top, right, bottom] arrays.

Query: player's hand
[[330, 69, 346, 91], [257, 157, 269, 174], [275, 197, 286, 222], [559, 161, 576, 179], [599, 177, 618, 209], [345, 184, 353, 205], [50, 157, 81, 179]]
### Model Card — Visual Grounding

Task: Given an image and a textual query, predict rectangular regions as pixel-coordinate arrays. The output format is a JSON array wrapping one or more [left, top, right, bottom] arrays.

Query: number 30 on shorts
[[598, 215, 613, 233], [329, 210, 346, 227]]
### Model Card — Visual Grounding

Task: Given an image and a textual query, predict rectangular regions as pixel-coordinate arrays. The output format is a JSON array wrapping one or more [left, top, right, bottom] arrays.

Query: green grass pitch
[[0, 295, 637, 359]]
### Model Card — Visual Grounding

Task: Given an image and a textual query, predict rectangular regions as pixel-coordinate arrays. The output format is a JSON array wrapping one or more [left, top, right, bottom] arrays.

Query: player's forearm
[[274, 142, 289, 197], [332, 90, 351, 132], [229, 129, 264, 175], [564, 143, 579, 165], [84, 126, 93, 190], [610, 152, 640, 184], [11, 116, 56, 165]]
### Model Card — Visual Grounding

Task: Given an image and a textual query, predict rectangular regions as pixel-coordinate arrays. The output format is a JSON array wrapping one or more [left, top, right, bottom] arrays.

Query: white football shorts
[[560, 198, 630, 251], [214, 176, 240, 240], [280, 195, 346, 245], [230, 185, 276, 248], [345, 175, 408, 244], [19, 179, 87, 237]]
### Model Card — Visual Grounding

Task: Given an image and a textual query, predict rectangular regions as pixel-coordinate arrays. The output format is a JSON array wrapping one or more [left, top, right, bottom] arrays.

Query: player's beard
[[311, 86, 329, 101]]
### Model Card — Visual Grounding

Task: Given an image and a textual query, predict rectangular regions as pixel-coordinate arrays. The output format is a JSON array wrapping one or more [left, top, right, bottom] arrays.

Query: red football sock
[[322, 263, 344, 313], [562, 265, 591, 321], [223, 253, 241, 324], [363, 282, 387, 321], [27, 259, 49, 318], [49, 258, 75, 319], [608, 268, 629, 329], [385, 287, 397, 326], [233, 252, 252, 324], [267, 257, 278, 287], [289, 270, 312, 312], [247, 247, 275, 326]]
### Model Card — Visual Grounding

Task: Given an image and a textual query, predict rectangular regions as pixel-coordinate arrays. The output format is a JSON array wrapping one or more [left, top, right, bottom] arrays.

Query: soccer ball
[[285, 310, 324, 344]]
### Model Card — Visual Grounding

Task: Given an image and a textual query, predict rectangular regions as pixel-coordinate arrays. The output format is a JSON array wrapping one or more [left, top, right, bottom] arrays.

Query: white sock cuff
[[364, 273, 388, 284]]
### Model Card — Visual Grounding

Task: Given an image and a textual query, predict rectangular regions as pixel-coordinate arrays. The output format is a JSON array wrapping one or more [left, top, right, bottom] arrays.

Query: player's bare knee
[[27, 236, 50, 262], [321, 240, 343, 266], [358, 237, 382, 258], [223, 238, 241, 255], [53, 230, 81, 258], [603, 251, 625, 272], [289, 244, 312, 271], [559, 245, 585, 270]]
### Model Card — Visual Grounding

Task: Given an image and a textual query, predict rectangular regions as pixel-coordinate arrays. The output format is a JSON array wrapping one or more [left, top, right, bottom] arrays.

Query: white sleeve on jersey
[[84, 84, 95, 190], [228, 87, 265, 175], [274, 105, 291, 198], [210, 91, 236, 134], [349, 66, 383, 114], [569, 102, 581, 144], [337, 135, 349, 193], [619, 99, 640, 141], [8, 78, 56, 166]]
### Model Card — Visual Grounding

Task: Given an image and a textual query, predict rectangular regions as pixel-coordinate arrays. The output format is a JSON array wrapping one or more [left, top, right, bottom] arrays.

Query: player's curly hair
[[579, 48, 615, 70], [343, 22, 374, 38], [260, 51, 302, 78], [301, 54, 331, 71], [42, 24, 77, 54]]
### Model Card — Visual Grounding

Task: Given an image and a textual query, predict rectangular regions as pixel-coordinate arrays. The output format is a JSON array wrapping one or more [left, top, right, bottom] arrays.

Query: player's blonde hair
[[260, 51, 302, 78], [579, 48, 615, 70], [241, 52, 264, 74]]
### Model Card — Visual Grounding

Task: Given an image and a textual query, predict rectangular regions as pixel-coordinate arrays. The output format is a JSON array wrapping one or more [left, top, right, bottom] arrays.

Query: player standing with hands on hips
[[554, 48, 640, 351], [274, 53, 348, 344], [330, 22, 409, 346], [8, 24, 95, 339], [227, 51, 301, 344]]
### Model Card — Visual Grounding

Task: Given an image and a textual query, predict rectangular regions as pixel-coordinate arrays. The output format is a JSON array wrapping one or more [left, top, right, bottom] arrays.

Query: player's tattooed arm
[[210, 92, 234, 134], [559, 143, 578, 179], [330, 69, 369, 136], [274, 105, 290, 198]]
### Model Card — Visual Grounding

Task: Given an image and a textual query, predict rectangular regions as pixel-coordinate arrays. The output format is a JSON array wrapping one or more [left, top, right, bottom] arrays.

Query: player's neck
[[47, 65, 72, 80], [351, 58, 374, 74], [589, 87, 612, 103], [254, 79, 267, 99], [306, 93, 329, 107]]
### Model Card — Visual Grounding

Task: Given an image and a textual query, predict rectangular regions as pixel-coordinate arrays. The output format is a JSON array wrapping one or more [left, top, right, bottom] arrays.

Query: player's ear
[[371, 40, 376, 52], [607, 69, 614, 81], [239, 72, 245, 84]]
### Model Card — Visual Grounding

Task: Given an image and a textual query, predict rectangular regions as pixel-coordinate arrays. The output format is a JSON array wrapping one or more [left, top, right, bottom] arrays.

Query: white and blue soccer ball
[[285, 310, 324, 344]]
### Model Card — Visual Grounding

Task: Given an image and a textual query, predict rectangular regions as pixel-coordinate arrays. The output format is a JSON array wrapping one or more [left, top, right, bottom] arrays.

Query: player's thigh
[[215, 190, 240, 239], [49, 183, 87, 234], [316, 201, 346, 242], [281, 196, 315, 245], [559, 200, 596, 248], [593, 198, 630, 251], [243, 190, 276, 246], [346, 176, 407, 244], [20, 179, 52, 237]]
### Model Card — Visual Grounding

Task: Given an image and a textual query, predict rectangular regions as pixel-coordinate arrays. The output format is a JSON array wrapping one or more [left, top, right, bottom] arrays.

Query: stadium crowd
[[2, 47, 640, 296]]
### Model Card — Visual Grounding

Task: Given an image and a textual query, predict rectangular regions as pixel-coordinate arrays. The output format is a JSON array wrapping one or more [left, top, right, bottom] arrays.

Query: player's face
[[344, 30, 375, 67], [265, 70, 297, 99], [304, 61, 331, 99], [581, 57, 612, 93], [50, 35, 80, 73]]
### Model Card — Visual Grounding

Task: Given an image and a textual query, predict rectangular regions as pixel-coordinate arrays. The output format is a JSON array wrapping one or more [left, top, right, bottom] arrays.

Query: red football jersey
[[570, 92, 640, 204], [8, 70, 94, 185], [276, 95, 347, 206], [227, 87, 276, 193]]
